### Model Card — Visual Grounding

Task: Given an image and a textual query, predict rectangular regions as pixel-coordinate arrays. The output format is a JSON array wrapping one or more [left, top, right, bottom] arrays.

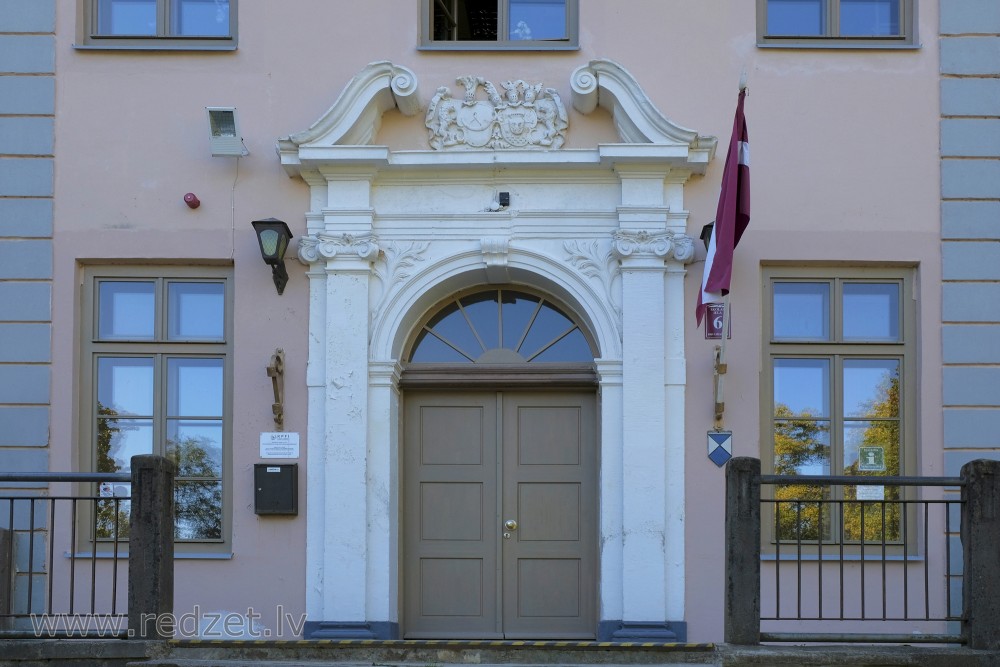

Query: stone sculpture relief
[[370, 241, 430, 332], [564, 239, 623, 338], [425, 75, 568, 150]]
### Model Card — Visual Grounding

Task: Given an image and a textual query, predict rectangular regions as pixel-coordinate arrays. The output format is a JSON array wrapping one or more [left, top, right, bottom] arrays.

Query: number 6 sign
[[705, 303, 731, 339]]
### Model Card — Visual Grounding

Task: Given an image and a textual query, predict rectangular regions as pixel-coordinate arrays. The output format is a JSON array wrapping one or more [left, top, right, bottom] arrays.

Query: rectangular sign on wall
[[705, 303, 731, 339], [259, 432, 300, 459]]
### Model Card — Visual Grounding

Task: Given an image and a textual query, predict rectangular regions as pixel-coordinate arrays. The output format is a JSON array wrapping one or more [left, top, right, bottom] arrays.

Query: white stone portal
[[279, 59, 716, 639]]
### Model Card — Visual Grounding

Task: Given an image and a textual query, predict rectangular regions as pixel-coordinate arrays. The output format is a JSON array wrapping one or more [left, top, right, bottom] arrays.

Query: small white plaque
[[260, 432, 300, 459], [856, 485, 885, 501]]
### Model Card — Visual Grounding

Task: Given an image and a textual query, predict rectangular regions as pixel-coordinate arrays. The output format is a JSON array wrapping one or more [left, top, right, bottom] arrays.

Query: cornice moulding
[[286, 145, 705, 175]]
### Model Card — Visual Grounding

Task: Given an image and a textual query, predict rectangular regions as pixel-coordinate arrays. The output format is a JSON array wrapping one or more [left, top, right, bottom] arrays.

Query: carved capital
[[297, 232, 381, 264], [611, 230, 695, 264]]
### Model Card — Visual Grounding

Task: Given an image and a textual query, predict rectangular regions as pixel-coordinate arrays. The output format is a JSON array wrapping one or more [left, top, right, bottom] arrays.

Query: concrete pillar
[[128, 455, 175, 640], [724, 456, 760, 646], [961, 458, 1000, 651]]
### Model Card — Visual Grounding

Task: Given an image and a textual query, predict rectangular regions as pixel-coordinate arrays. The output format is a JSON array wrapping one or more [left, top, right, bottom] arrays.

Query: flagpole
[[713, 73, 745, 431], [713, 293, 730, 430], [701, 74, 749, 439]]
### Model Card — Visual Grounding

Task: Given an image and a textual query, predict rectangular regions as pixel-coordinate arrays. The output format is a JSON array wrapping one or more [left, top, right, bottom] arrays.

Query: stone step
[[144, 640, 720, 667], [132, 662, 713, 667], [134, 642, 1000, 667]]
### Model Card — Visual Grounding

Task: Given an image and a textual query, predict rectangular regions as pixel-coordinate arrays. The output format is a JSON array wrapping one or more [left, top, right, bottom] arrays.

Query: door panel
[[404, 390, 595, 639], [404, 394, 500, 637], [501, 393, 596, 638]]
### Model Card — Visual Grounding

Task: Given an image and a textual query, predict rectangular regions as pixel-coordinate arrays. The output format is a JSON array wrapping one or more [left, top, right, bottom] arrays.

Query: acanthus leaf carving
[[426, 75, 568, 151], [564, 239, 622, 339], [370, 241, 431, 333]]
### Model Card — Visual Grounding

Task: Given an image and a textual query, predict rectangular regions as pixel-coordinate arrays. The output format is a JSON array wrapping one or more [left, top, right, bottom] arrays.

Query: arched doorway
[[401, 287, 598, 639]]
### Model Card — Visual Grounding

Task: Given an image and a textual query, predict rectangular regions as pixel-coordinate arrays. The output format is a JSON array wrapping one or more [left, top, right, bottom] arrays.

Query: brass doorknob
[[504, 519, 518, 530]]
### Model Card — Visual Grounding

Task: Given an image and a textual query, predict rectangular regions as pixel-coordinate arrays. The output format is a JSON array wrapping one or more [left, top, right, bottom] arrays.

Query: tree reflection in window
[[773, 367, 902, 544], [410, 289, 593, 363], [96, 402, 131, 540], [95, 402, 222, 541]]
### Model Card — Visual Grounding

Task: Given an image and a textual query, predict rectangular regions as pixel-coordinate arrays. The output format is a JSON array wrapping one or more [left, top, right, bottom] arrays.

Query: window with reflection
[[86, 269, 231, 548], [757, 0, 915, 47], [79, 0, 237, 50], [409, 288, 593, 364], [765, 270, 911, 547], [421, 0, 578, 49]]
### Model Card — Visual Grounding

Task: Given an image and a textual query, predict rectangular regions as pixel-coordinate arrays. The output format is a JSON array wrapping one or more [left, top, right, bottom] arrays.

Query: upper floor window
[[420, 0, 578, 50], [757, 0, 917, 48], [77, 0, 237, 50]]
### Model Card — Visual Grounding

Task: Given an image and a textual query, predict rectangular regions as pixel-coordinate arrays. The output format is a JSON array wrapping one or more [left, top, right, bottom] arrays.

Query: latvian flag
[[696, 89, 750, 327]]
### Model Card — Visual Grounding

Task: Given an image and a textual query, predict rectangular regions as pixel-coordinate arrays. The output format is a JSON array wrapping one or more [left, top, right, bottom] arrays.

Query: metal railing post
[[0, 526, 10, 630], [961, 458, 1000, 651], [128, 455, 176, 640], [725, 456, 761, 645]]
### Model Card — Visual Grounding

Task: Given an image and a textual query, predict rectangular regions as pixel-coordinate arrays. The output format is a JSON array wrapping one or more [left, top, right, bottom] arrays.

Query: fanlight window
[[410, 289, 594, 363]]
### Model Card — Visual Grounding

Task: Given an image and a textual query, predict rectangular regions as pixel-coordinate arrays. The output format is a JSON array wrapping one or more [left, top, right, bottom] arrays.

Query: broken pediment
[[277, 61, 422, 151], [276, 59, 716, 176]]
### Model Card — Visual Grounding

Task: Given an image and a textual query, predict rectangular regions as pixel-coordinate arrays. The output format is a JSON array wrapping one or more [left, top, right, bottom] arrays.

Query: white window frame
[[419, 0, 579, 50], [76, 0, 238, 51], [756, 0, 918, 49], [79, 265, 233, 554]]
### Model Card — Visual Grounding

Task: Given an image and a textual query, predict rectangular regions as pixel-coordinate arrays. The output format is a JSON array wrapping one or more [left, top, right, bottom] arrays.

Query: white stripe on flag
[[738, 141, 749, 167], [700, 225, 719, 306]]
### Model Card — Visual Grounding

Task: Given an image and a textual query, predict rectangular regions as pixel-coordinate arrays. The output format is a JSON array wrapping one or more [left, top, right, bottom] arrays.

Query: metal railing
[[725, 457, 1000, 651], [761, 474, 961, 644], [0, 456, 175, 639], [0, 472, 130, 637]]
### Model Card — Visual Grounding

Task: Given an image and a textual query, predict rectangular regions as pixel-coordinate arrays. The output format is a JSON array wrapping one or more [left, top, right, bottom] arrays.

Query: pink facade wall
[[49, 1, 941, 641]]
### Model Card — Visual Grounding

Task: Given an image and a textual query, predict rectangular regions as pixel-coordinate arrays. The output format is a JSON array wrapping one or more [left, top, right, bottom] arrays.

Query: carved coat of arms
[[425, 75, 568, 150]]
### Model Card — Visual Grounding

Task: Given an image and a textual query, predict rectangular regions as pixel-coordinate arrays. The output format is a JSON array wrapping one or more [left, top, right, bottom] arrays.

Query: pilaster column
[[303, 262, 327, 625], [664, 258, 691, 622], [367, 360, 402, 637], [299, 232, 381, 638], [611, 229, 694, 640], [595, 359, 624, 630]]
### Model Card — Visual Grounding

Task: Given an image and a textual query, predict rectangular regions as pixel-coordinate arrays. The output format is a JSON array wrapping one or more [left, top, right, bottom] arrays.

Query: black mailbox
[[254, 463, 298, 515]]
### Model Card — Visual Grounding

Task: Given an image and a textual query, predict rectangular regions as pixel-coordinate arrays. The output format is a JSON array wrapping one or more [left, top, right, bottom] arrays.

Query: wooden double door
[[403, 390, 597, 638]]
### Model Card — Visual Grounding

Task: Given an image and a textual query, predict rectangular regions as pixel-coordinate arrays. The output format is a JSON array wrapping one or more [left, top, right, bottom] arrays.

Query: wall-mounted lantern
[[251, 218, 293, 295], [700, 221, 715, 251]]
